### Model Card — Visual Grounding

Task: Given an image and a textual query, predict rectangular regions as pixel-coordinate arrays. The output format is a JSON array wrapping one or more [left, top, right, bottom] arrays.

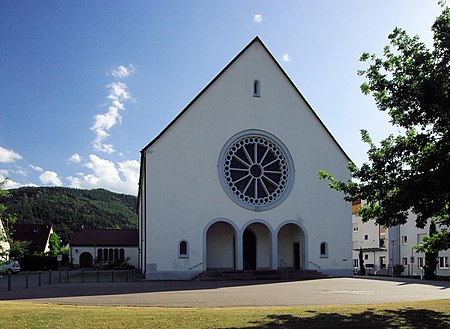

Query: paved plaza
[[1, 274, 449, 307]]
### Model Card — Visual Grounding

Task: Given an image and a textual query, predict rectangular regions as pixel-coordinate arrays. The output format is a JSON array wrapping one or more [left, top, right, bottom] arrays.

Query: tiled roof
[[12, 224, 52, 253], [70, 229, 138, 247]]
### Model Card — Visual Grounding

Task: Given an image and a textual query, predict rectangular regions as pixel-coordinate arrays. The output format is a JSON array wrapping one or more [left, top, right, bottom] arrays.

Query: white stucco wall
[[141, 39, 352, 279], [0, 220, 10, 261], [71, 246, 139, 268]]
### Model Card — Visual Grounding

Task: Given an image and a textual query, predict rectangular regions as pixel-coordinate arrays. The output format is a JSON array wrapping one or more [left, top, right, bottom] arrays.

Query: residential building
[[352, 201, 450, 277], [12, 224, 53, 254], [0, 220, 10, 260]]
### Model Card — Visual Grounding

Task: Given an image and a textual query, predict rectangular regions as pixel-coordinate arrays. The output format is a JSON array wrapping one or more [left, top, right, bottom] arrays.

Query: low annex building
[[69, 229, 139, 268], [138, 37, 352, 280]]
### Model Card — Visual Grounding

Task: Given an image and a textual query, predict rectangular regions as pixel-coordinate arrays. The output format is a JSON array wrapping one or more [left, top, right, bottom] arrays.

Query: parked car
[[0, 260, 21, 274]]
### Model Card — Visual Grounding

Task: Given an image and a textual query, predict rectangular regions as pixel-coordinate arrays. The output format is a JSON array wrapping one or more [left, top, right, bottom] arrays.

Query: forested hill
[[0, 187, 138, 244]]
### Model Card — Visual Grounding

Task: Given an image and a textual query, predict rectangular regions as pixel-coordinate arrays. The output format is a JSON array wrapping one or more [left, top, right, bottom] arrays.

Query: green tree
[[320, 3, 450, 254], [359, 247, 366, 276], [9, 240, 29, 260], [424, 221, 438, 280], [48, 231, 62, 256]]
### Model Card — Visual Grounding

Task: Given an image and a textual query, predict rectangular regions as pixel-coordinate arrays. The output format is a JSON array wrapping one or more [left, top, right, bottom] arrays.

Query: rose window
[[219, 131, 294, 211]]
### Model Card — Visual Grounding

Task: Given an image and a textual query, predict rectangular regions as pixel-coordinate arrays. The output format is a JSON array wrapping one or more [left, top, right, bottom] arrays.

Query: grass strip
[[0, 299, 449, 328]]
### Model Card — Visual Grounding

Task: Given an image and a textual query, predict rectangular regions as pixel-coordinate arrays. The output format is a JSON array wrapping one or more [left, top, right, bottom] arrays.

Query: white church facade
[[138, 37, 352, 280]]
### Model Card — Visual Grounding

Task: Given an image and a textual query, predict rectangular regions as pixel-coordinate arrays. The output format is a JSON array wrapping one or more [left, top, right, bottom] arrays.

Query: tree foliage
[[48, 232, 63, 256], [320, 4, 450, 253], [0, 186, 138, 245]]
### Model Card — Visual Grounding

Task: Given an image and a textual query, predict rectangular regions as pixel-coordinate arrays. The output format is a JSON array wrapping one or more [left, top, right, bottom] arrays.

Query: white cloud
[[111, 64, 136, 79], [16, 168, 28, 177], [282, 53, 291, 62], [29, 164, 44, 172], [254, 14, 263, 23], [2, 178, 23, 189], [91, 81, 133, 153], [0, 147, 22, 163], [39, 171, 63, 186], [68, 153, 82, 163], [0, 169, 8, 176], [67, 154, 139, 195]]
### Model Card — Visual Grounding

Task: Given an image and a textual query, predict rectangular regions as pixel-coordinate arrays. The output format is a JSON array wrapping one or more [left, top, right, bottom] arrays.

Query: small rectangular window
[[364, 254, 369, 260], [364, 234, 369, 240], [418, 257, 424, 268], [439, 256, 449, 269], [402, 235, 408, 244], [402, 257, 408, 265]]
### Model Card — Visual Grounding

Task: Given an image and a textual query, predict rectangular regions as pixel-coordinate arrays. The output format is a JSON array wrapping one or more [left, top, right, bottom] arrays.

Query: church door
[[243, 229, 256, 270], [293, 242, 300, 270]]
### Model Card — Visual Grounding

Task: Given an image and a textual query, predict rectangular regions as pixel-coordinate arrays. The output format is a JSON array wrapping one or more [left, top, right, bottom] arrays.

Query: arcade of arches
[[206, 221, 305, 271]]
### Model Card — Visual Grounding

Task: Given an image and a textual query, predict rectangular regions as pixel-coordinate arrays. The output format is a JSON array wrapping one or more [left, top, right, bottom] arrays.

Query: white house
[[352, 201, 450, 277], [0, 220, 10, 261], [138, 37, 352, 280]]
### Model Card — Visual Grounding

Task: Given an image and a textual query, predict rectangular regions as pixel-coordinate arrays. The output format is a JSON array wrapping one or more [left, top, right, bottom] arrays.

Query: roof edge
[[140, 36, 350, 163]]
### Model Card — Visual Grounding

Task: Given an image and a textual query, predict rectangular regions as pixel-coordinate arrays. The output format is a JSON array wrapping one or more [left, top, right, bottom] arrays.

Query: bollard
[[81, 270, 84, 283], [7, 271, 11, 291], [38, 271, 41, 287], [26, 271, 29, 289], [49, 270, 52, 285]]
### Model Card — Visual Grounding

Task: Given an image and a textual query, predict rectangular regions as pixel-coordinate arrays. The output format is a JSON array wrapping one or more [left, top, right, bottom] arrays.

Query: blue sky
[[0, 1, 443, 195]]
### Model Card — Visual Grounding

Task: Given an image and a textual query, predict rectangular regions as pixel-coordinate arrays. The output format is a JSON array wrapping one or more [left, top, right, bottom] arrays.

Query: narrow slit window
[[253, 80, 261, 97]]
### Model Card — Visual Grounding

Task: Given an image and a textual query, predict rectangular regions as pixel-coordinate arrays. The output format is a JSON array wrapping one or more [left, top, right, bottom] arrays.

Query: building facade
[[70, 229, 139, 268], [138, 37, 352, 280], [352, 201, 450, 277]]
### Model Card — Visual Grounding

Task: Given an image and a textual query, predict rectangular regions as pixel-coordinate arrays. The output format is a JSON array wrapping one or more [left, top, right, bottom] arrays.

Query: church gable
[[138, 37, 352, 280], [141, 37, 349, 163]]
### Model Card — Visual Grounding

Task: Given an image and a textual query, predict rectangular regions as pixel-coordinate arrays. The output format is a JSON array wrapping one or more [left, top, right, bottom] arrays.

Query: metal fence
[[1, 268, 137, 292]]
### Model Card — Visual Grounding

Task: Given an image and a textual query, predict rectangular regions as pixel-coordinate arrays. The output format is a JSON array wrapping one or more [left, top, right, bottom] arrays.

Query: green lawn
[[0, 299, 449, 328]]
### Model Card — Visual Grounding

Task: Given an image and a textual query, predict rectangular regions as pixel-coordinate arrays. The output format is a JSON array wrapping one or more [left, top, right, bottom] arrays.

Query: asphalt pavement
[[1, 273, 449, 307]]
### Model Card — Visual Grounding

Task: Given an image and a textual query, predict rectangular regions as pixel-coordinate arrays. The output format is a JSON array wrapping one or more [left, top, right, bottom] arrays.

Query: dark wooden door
[[243, 229, 256, 270]]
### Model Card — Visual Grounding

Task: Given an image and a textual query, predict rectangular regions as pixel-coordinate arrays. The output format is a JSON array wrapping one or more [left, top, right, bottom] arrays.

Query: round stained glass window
[[219, 130, 294, 211]]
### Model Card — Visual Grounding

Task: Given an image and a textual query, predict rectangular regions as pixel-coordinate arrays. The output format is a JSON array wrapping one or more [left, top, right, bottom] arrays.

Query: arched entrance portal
[[277, 223, 305, 270], [206, 221, 236, 270], [243, 222, 272, 270], [79, 252, 93, 267], [243, 228, 256, 270]]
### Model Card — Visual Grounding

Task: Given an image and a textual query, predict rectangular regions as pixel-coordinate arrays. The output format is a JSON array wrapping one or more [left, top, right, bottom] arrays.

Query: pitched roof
[[140, 36, 350, 161], [70, 229, 138, 247], [12, 224, 52, 253]]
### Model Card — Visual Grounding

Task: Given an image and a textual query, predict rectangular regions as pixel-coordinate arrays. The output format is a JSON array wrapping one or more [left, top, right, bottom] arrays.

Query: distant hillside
[[0, 187, 138, 244]]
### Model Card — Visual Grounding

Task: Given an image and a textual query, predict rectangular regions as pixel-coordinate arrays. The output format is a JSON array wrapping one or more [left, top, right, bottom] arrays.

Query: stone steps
[[193, 269, 329, 281]]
